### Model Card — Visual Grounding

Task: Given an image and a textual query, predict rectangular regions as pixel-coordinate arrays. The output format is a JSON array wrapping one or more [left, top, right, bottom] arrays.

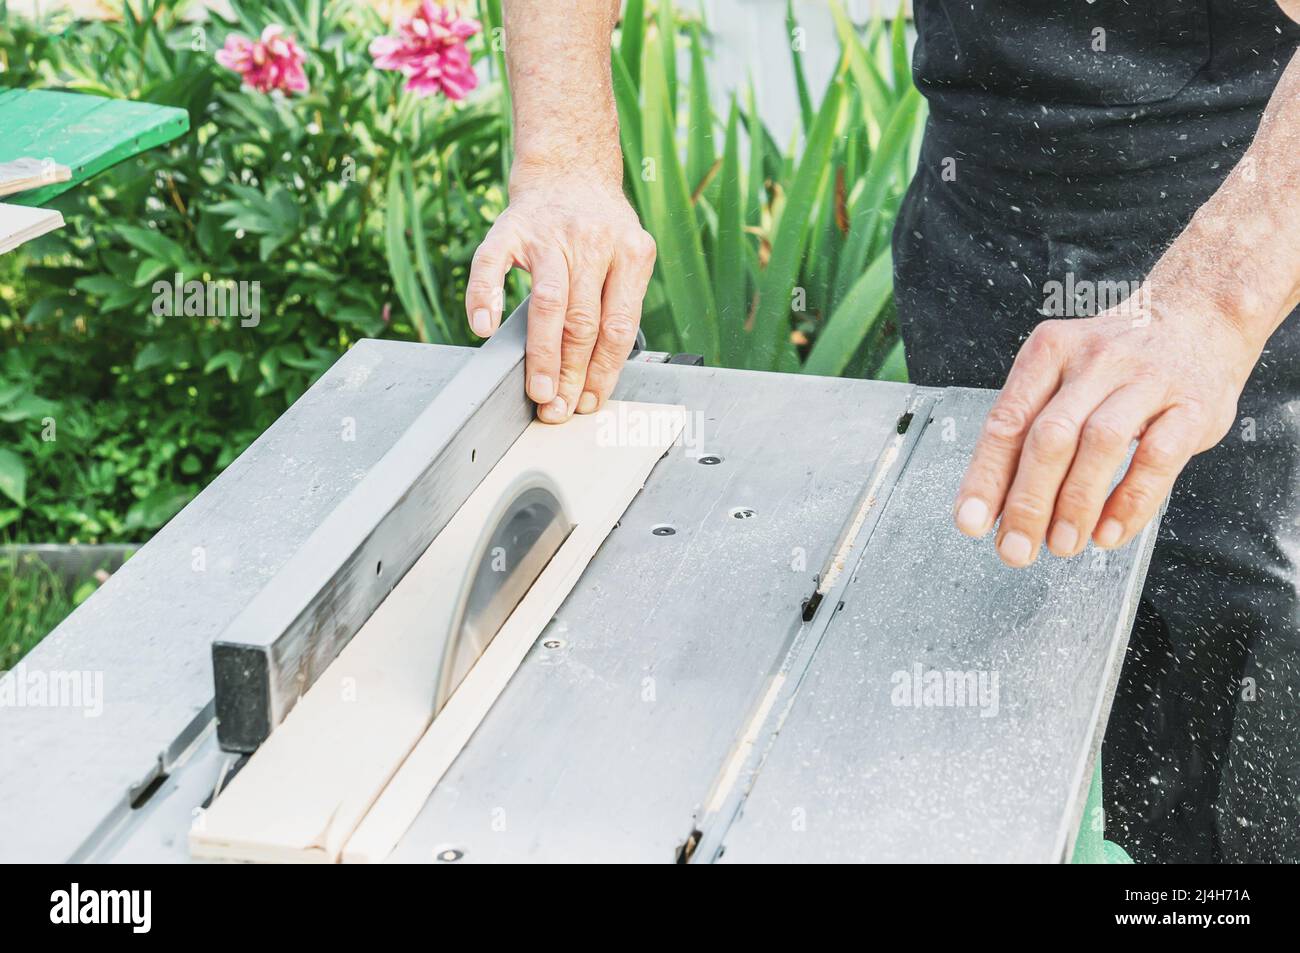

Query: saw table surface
[[0, 340, 1157, 863]]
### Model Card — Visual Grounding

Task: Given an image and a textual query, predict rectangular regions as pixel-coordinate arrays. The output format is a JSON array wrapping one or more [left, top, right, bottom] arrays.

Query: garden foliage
[[0, 0, 921, 543]]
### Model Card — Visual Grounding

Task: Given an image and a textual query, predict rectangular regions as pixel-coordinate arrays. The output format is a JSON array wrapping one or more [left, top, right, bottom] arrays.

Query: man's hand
[[466, 169, 655, 423], [955, 42, 1300, 568], [467, 0, 648, 423], [953, 304, 1256, 567]]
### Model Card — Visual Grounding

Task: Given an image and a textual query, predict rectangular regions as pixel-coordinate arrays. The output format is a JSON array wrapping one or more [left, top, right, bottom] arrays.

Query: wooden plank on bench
[[0, 157, 72, 198], [0, 202, 64, 254]]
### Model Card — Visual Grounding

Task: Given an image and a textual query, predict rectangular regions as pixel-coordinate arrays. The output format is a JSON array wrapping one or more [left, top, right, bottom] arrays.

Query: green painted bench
[[0, 88, 188, 206]]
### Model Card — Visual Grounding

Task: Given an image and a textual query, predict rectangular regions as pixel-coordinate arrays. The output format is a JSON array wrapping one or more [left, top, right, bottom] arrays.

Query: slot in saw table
[[0, 305, 1160, 864]]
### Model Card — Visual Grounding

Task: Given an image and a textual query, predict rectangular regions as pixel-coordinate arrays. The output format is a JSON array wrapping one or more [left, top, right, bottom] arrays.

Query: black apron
[[894, 0, 1300, 862]]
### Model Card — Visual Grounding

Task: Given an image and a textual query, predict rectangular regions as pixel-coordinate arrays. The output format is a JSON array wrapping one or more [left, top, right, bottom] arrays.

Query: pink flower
[[369, 1, 480, 100], [216, 25, 309, 95]]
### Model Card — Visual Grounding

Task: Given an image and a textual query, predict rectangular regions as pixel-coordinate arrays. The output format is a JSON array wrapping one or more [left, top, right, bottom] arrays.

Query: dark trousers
[[893, 164, 1300, 863]]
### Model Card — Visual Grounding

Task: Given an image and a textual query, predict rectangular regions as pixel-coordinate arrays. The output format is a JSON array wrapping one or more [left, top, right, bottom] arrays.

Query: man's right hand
[[465, 166, 656, 424]]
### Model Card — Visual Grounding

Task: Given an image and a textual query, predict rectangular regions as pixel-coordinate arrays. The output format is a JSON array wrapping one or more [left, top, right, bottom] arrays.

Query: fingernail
[[999, 531, 1034, 567], [1095, 518, 1124, 548], [1048, 521, 1078, 556], [470, 308, 491, 337], [529, 374, 555, 403], [577, 391, 598, 414], [542, 396, 567, 421], [955, 497, 990, 536]]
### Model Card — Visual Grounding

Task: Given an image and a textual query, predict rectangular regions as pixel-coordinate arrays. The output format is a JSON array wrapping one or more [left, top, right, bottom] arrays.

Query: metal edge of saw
[[433, 471, 574, 714]]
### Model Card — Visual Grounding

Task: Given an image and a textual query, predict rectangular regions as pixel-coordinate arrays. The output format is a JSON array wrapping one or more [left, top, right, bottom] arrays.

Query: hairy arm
[[466, 1, 655, 423], [507, 0, 624, 186], [954, 45, 1300, 567]]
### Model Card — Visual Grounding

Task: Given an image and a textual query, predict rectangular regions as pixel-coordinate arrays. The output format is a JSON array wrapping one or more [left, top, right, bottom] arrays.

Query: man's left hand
[[952, 300, 1259, 567]]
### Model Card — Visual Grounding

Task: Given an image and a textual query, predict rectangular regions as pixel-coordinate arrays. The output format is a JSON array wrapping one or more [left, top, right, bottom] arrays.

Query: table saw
[[0, 302, 1159, 864]]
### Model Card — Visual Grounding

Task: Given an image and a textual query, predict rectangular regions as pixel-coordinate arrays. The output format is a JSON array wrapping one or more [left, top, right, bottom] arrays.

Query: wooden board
[[190, 401, 686, 863], [0, 202, 64, 255], [0, 158, 72, 198], [0, 90, 188, 206]]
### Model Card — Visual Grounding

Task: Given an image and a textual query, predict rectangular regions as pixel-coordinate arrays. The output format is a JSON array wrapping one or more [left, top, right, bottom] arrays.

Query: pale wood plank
[[0, 203, 63, 255], [0, 158, 72, 198]]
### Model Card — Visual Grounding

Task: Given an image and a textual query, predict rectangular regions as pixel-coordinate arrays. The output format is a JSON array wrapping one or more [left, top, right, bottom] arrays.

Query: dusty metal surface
[[0, 342, 1160, 864], [385, 364, 915, 863], [687, 390, 940, 864], [716, 389, 1155, 863], [0, 340, 472, 862]]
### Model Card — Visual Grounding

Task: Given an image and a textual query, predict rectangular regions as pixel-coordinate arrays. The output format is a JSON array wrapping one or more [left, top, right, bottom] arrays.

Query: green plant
[[1, 0, 508, 542], [615, 0, 923, 378], [0, 553, 93, 665], [0, 0, 58, 89], [0, 0, 923, 547]]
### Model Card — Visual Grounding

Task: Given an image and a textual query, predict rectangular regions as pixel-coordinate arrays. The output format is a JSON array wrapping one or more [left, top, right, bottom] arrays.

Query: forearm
[[503, 0, 624, 189], [469, 3, 653, 421], [1149, 49, 1300, 356]]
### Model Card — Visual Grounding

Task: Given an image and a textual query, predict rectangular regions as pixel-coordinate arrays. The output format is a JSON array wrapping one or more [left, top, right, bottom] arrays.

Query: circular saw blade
[[434, 473, 573, 714]]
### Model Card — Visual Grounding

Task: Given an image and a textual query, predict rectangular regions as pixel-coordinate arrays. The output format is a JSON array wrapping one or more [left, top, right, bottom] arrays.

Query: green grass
[[0, 554, 92, 666]]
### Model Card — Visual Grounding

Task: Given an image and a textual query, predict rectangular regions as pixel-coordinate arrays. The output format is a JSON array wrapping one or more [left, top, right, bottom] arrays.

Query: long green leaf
[[714, 99, 746, 366], [222, 0, 256, 31], [786, 0, 814, 134], [804, 55, 853, 306], [383, 160, 431, 343], [481, 0, 511, 166], [844, 88, 862, 184], [831, 0, 890, 142], [642, 24, 720, 361], [0, 447, 26, 508], [657, 0, 677, 121], [402, 163, 453, 344], [611, 49, 647, 211], [805, 249, 892, 377], [828, 86, 919, 315], [745, 85, 765, 225], [619, 0, 646, 89], [803, 162, 841, 311], [747, 79, 844, 370], [277, 0, 312, 43], [866, 19, 896, 106], [685, 22, 716, 192], [890, 0, 911, 95]]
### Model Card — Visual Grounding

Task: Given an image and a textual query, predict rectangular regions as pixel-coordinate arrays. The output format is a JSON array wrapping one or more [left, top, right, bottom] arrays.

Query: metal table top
[[0, 340, 1157, 863]]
